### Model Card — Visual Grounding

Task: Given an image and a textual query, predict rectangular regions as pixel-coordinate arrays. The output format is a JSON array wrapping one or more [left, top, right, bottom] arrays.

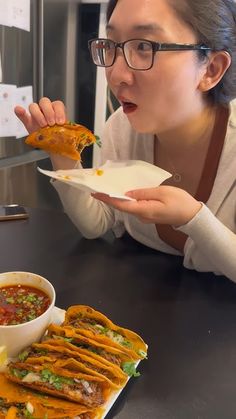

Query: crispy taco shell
[[63, 305, 147, 358], [18, 341, 127, 389], [6, 361, 111, 408], [0, 372, 100, 418], [39, 336, 127, 369], [25, 123, 96, 161], [45, 323, 140, 365]]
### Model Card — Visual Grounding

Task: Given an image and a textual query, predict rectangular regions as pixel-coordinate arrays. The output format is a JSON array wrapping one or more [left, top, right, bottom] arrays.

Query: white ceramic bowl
[[0, 271, 56, 357]]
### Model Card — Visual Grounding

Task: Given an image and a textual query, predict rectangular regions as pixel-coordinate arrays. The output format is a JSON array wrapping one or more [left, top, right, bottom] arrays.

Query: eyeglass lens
[[91, 39, 154, 70]]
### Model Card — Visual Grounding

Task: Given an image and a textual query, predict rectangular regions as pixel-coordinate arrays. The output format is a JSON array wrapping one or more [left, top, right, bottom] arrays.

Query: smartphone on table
[[0, 204, 29, 221]]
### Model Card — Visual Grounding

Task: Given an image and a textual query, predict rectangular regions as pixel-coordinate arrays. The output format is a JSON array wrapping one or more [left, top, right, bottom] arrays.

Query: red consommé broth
[[0, 284, 51, 326]]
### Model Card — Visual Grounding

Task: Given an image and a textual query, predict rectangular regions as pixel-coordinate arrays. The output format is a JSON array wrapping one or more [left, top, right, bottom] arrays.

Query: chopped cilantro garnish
[[95, 135, 101, 147], [88, 346, 99, 354], [23, 407, 34, 418], [5, 297, 14, 304], [122, 362, 141, 377], [95, 325, 109, 334], [27, 313, 37, 321], [11, 368, 29, 379], [138, 349, 148, 359], [51, 334, 73, 343], [18, 350, 30, 362], [35, 349, 48, 356], [63, 337, 73, 343], [41, 369, 74, 390], [121, 339, 132, 348], [26, 293, 37, 302]]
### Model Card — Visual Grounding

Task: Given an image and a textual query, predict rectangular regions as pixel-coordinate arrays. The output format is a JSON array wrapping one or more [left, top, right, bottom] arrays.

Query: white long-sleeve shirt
[[52, 100, 236, 282]]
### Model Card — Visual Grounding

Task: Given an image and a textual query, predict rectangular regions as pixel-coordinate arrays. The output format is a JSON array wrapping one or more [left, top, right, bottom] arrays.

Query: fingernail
[[39, 120, 47, 127]]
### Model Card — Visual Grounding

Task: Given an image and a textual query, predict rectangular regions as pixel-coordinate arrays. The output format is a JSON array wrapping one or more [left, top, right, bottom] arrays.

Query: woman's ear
[[198, 51, 231, 92]]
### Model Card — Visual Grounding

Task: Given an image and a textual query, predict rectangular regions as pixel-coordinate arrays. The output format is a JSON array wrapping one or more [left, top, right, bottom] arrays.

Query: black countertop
[[1, 207, 236, 419]]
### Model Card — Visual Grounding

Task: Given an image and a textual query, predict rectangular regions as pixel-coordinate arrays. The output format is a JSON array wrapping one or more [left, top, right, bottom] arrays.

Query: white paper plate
[[38, 160, 171, 200]]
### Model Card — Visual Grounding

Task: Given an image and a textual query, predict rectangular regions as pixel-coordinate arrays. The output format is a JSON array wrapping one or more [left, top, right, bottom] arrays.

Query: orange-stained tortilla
[[21, 341, 128, 389], [45, 323, 140, 363], [25, 123, 96, 161], [6, 360, 111, 408], [62, 305, 147, 358], [0, 373, 100, 418]]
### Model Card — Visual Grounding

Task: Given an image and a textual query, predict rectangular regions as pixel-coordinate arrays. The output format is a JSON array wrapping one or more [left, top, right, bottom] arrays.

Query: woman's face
[[105, 0, 208, 134]]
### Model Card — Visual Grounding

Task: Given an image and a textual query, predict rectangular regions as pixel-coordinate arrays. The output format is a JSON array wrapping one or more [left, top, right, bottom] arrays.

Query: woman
[[15, 0, 236, 281]]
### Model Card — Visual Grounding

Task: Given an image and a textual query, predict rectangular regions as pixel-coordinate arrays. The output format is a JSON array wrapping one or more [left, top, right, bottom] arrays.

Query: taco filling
[[68, 316, 133, 348], [63, 306, 147, 359], [44, 325, 141, 375], [7, 364, 106, 408], [45, 323, 139, 361], [0, 372, 96, 419], [0, 399, 28, 418], [17, 343, 127, 386], [0, 398, 93, 419], [43, 336, 140, 378], [51, 336, 123, 366]]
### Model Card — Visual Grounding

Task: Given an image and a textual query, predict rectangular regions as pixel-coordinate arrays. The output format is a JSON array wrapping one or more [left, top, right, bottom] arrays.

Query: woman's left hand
[[92, 185, 202, 227]]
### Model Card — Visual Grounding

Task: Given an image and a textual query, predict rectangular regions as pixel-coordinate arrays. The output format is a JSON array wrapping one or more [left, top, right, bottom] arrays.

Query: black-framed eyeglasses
[[88, 38, 212, 71]]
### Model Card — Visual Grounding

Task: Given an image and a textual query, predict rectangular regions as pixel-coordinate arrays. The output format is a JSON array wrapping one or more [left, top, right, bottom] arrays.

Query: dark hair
[[106, 0, 118, 21], [106, 0, 236, 104]]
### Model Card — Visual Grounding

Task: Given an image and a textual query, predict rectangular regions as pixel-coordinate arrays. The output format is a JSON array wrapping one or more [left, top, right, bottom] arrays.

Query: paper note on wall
[[0, 2, 12, 27], [15, 86, 33, 138], [0, 0, 30, 30], [0, 84, 33, 138], [10, 0, 30, 32], [0, 84, 17, 137]]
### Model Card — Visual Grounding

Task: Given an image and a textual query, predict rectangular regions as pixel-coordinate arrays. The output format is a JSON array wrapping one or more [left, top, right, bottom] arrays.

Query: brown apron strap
[[195, 105, 229, 202], [156, 224, 188, 251], [155, 105, 229, 252]]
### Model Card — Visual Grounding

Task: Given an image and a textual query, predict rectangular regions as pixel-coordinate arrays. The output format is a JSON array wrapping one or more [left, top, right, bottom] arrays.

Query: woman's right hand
[[15, 97, 79, 170], [14, 97, 67, 134]]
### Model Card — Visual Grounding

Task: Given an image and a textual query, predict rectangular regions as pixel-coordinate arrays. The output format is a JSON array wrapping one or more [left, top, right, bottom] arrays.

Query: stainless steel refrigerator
[[0, 0, 100, 209]]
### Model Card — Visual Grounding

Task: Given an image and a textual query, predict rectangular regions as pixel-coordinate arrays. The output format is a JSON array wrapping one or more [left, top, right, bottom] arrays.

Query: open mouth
[[121, 101, 138, 114]]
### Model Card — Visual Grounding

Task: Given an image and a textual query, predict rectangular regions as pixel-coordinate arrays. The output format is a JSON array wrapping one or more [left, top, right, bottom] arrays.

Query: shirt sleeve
[[50, 110, 125, 239], [52, 181, 116, 238], [176, 204, 236, 282]]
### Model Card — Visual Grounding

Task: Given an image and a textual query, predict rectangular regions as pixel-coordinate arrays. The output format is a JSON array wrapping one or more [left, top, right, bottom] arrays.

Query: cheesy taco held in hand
[[25, 122, 98, 161]]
